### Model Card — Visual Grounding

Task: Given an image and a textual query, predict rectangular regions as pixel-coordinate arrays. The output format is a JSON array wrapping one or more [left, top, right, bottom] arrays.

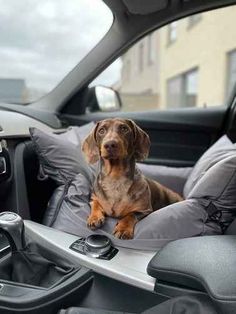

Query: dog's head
[[82, 118, 150, 164]]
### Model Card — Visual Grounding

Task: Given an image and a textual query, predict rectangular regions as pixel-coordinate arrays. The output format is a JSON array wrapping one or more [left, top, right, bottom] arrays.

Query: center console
[[0, 213, 159, 313], [24, 220, 156, 291]]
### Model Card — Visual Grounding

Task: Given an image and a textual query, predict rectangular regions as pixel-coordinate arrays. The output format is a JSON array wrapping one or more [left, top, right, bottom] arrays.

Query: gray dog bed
[[29, 124, 236, 250]]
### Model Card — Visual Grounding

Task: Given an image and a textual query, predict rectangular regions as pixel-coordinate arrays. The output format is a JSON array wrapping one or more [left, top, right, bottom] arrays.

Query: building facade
[[118, 6, 236, 111], [120, 32, 160, 111]]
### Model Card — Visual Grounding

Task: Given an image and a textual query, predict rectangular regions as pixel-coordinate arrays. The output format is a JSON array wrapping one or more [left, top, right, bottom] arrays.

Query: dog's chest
[[97, 176, 132, 216], [101, 176, 131, 200]]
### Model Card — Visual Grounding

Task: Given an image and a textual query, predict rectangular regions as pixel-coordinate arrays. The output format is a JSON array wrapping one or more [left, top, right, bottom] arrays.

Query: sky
[[0, 0, 121, 101]]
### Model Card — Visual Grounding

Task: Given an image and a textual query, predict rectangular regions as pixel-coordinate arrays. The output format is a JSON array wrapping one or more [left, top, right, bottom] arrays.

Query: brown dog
[[82, 118, 183, 239]]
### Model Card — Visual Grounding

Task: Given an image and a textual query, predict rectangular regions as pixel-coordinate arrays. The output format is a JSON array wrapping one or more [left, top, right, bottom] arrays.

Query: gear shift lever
[[0, 212, 25, 251]]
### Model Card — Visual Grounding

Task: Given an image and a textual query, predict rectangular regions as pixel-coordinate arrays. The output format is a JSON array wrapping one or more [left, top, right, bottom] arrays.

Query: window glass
[[227, 49, 236, 97], [166, 69, 198, 108], [139, 42, 144, 73], [167, 76, 182, 108], [0, 0, 112, 104], [91, 6, 236, 112], [147, 34, 155, 65], [186, 70, 198, 95], [168, 22, 177, 43], [184, 69, 198, 107], [188, 14, 202, 27]]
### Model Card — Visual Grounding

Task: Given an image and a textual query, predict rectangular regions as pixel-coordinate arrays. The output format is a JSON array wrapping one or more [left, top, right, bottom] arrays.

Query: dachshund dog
[[82, 118, 183, 239]]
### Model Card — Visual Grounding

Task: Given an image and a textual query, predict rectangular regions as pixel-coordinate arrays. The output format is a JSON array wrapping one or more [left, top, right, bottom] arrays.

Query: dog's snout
[[104, 140, 118, 151]]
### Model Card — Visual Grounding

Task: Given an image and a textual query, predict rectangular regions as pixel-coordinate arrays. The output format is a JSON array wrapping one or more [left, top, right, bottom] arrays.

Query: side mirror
[[95, 86, 121, 112]]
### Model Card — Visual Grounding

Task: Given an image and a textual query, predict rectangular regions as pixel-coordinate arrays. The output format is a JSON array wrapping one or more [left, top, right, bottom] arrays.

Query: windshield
[[0, 0, 113, 104]]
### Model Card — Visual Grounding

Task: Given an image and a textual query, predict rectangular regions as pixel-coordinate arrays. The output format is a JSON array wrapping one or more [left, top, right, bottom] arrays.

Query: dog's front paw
[[113, 223, 134, 240], [87, 214, 105, 230]]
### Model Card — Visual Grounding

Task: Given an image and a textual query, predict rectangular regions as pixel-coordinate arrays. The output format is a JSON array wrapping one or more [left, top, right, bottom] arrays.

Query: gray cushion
[[74, 122, 95, 142], [29, 124, 95, 185], [188, 155, 236, 217], [183, 135, 236, 198], [47, 173, 221, 250], [138, 163, 192, 195]]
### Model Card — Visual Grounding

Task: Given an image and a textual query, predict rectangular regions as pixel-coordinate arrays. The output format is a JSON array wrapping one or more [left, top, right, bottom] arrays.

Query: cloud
[[0, 0, 113, 100]]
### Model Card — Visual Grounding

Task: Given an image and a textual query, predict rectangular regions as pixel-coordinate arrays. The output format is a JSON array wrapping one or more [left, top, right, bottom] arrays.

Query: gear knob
[[0, 212, 25, 251]]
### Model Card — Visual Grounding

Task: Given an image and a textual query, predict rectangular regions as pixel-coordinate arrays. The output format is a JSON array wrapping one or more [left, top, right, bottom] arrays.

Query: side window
[[91, 6, 236, 112]]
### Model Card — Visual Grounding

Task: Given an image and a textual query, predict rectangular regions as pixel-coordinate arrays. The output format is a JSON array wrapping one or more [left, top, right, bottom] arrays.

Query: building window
[[126, 60, 130, 82], [188, 14, 202, 28], [139, 42, 144, 72], [147, 34, 155, 65], [227, 49, 236, 98], [168, 22, 177, 44], [167, 76, 182, 108], [0, 79, 27, 103], [167, 68, 198, 108], [184, 69, 198, 107]]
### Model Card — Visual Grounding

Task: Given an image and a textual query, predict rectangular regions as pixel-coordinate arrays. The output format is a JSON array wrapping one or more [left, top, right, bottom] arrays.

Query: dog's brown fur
[[82, 118, 183, 239]]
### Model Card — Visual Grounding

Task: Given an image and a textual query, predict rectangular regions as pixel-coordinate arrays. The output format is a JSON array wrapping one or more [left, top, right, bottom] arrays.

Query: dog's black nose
[[104, 140, 118, 151]]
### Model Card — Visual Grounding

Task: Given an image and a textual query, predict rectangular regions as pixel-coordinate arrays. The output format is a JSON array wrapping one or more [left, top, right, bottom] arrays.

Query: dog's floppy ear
[[127, 119, 150, 161], [82, 123, 100, 164]]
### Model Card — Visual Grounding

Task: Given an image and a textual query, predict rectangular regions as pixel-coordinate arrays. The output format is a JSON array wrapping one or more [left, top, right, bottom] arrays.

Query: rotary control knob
[[84, 234, 111, 258]]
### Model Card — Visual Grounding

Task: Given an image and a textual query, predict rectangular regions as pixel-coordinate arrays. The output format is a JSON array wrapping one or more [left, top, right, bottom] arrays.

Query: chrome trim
[[0, 157, 6, 175], [0, 245, 10, 253]]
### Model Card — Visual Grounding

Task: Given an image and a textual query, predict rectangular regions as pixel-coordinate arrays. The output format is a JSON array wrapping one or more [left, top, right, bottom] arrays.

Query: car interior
[[0, 0, 236, 313]]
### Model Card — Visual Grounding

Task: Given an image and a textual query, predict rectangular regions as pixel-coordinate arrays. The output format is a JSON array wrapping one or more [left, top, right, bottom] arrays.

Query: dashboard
[[0, 110, 58, 138]]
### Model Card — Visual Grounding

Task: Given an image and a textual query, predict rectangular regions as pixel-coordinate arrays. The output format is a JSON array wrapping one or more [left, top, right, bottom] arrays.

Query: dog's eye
[[98, 127, 106, 135], [120, 125, 129, 133]]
